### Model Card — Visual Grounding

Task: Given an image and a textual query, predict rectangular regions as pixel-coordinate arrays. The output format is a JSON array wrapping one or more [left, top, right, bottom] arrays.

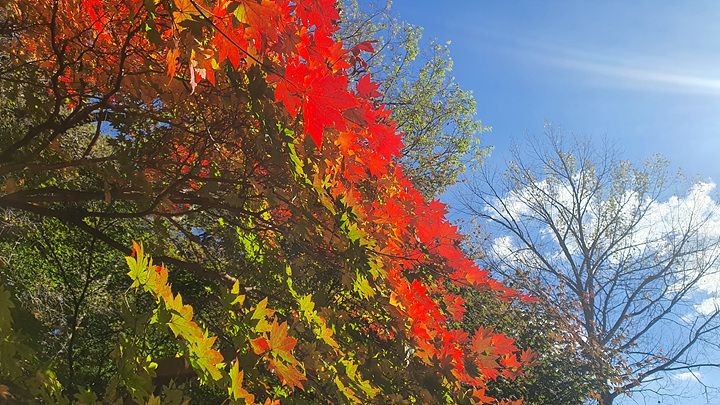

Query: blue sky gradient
[[392, 1, 720, 183], [387, 1, 720, 403]]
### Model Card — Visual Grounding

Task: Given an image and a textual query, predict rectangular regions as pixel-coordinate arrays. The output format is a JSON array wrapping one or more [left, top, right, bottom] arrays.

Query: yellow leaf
[[171, 0, 199, 26], [166, 47, 179, 80], [251, 298, 275, 321], [0, 384, 11, 400], [230, 360, 255, 403], [320, 325, 339, 349], [269, 358, 306, 391]]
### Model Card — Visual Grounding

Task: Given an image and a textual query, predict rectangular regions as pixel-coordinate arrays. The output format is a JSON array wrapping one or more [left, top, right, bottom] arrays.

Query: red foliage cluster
[[39, 0, 535, 400]]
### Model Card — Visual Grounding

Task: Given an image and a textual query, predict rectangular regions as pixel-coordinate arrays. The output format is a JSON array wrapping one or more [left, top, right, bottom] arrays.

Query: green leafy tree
[[340, 0, 489, 198], [461, 290, 595, 404]]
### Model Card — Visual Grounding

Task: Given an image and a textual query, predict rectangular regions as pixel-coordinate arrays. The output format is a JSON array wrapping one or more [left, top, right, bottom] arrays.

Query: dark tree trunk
[[600, 391, 615, 405]]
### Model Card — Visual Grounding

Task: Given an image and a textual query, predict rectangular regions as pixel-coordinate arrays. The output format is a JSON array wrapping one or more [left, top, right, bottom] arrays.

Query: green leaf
[[353, 272, 375, 299], [0, 286, 14, 331]]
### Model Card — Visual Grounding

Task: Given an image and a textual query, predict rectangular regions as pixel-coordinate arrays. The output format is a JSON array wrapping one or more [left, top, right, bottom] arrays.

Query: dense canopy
[[0, 0, 533, 403]]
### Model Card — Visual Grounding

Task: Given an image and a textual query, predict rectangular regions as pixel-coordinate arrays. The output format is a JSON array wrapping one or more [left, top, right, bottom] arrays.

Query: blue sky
[[388, 1, 720, 404], [391, 0, 720, 183]]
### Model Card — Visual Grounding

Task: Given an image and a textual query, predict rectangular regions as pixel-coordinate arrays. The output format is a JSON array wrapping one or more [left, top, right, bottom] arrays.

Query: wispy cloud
[[538, 52, 720, 96], [500, 36, 720, 96]]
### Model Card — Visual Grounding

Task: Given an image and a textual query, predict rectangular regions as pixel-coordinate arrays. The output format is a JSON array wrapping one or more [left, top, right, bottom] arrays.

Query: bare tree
[[459, 129, 720, 404]]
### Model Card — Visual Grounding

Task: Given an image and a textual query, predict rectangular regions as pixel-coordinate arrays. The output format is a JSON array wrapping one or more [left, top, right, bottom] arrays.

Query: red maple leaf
[[351, 40, 377, 55], [491, 333, 518, 355], [232, 0, 282, 49], [274, 61, 358, 147], [357, 74, 381, 99], [470, 327, 494, 355], [295, 0, 340, 36], [251, 336, 271, 354], [500, 354, 521, 369], [303, 72, 357, 147], [445, 293, 466, 322]]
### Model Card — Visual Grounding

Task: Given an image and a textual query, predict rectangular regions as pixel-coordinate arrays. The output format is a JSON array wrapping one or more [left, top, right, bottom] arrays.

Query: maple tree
[[0, 0, 534, 402]]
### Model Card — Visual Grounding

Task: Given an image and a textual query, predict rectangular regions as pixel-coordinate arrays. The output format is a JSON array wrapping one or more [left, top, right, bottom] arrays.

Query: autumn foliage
[[0, 0, 533, 402]]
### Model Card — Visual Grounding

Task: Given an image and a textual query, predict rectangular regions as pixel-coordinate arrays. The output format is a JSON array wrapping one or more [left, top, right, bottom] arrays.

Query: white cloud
[[486, 179, 720, 317], [672, 371, 702, 382], [695, 297, 720, 316], [491, 235, 515, 260]]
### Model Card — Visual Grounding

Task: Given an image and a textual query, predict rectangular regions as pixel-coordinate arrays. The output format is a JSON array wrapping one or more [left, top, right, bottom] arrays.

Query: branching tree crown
[[461, 129, 720, 404]]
